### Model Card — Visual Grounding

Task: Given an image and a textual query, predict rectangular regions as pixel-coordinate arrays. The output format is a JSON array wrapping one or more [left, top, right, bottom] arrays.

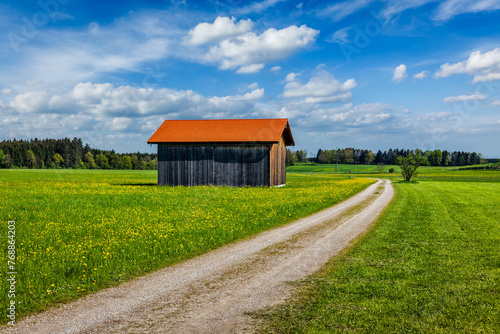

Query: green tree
[[286, 149, 297, 166], [26, 150, 37, 169], [130, 154, 141, 170], [396, 155, 429, 181], [364, 151, 375, 165], [53, 153, 64, 168], [0, 150, 3, 167], [84, 152, 95, 169], [95, 153, 109, 169], [344, 148, 354, 164], [377, 163, 385, 173], [123, 155, 132, 169], [147, 158, 157, 170], [3, 154, 12, 168], [295, 150, 308, 163]]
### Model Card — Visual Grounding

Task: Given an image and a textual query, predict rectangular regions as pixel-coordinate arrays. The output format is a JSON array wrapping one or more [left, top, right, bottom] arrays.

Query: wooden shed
[[147, 118, 295, 187]]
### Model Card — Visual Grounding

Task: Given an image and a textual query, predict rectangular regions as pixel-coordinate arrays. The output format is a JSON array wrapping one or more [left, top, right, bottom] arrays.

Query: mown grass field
[[0, 169, 374, 322], [257, 167, 500, 333], [290, 163, 500, 182]]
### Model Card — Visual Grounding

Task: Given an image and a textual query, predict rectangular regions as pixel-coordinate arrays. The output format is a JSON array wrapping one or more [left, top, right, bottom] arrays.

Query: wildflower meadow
[[0, 169, 373, 321]]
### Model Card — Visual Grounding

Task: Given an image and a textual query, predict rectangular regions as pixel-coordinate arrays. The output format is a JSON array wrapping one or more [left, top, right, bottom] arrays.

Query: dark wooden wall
[[157, 146, 213, 186], [158, 144, 271, 187]]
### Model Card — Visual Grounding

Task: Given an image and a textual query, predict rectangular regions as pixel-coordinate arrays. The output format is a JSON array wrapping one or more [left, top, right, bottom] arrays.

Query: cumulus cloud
[[10, 92, 48, 114], [285, 72, 299, 82], [188, 17, 319, 73], [392, 64, 408, 82], [280, 102, 410, 135], [1, 81, 271, 151], [7, 82, 266, 119], [227, 88, 265, 101], [270, 66, 282, 72], [434, 48, 500, 82], [184, 16, 253, 46], [283, 71, 356, 103], [413, 71, 429, 79], [443, 93, 486, 103]]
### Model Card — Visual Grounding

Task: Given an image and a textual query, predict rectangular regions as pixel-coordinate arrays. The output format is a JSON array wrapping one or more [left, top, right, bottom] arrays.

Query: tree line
[[287, 148, 486, 167], [0, 138, 157, 170]]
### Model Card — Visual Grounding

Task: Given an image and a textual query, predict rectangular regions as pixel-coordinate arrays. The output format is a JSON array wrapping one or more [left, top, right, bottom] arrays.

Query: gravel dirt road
[[3, 179, 393, 334]]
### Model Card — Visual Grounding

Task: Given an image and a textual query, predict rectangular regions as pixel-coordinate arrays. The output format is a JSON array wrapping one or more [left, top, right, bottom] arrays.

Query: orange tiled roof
[[147, 118, 294, 146]]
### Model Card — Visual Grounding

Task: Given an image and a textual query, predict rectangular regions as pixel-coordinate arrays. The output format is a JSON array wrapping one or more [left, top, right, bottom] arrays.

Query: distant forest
[[287, 148, 489, 167], [0, 138, 491, 170], [0, 138, 157, 169]]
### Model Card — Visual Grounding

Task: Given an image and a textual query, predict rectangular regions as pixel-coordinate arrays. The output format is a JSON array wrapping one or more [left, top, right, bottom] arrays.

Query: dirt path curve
[[4, 179, 393, 334]]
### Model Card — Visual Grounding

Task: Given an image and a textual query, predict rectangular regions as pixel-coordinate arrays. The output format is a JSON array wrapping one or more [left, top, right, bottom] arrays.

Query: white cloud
[[110, 117, 134, 131], [330, 27, 351, 44], [236, 64, 265, 74], [379, 0, 500, 21], [392, 64, 408, 82], [1, 11, 175, 92], [227, 88, 264, 101], [319, 0, 375, 21], [444, 93, 486, 103], [10, 92, 48, 113], [413, 71, 429, 79], [231, 0, 286, 15], [381, 0, 437, 20], [248, 82, 259, 90], [489, 100, 500, 107], [434, 48, 500, 82], [6, 82, 266, 119], [88, 22, 100, 34], [285, 72, 298, 82], [287, 102, 404, 132], [202, 23, 319, 73], [1, 88, 11, 94], [433, 0, 500, 21], [283, 71, 356, 104], [184, 17, 253, 46], [270, 66, 282, 72]]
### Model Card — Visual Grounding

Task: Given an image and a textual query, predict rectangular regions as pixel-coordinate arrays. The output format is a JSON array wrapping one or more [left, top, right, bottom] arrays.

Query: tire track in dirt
[[2, 179, 393, 334]]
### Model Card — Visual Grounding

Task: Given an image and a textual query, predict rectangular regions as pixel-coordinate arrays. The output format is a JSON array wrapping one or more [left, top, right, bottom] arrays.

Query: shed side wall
[[158, 145, 213, 186], [158, 144, 270, 187]]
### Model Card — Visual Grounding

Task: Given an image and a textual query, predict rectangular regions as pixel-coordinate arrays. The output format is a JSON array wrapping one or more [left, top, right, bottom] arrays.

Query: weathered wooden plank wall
[[269, 136, 286, 186], [213, 146, 270, 186], [158, 145, 271, 187], [158, 146, 213, 186]]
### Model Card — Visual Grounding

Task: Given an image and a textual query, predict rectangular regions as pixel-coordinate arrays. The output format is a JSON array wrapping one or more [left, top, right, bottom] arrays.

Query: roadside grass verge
[[256, 180, 500, 333], [0, 169, 374, 323]]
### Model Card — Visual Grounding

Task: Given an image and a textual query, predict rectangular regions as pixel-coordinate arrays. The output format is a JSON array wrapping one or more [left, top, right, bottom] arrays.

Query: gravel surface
[[2, 179, 393, 334]]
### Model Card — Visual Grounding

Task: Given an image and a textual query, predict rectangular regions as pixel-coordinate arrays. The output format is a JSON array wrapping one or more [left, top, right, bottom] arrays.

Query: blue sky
[[1, 0, 499, 157]]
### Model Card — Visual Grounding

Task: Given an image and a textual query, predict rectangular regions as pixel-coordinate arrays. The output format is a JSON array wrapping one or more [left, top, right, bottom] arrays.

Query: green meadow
[[257, 166, 500, 333], [0, 169, 372, 322]]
